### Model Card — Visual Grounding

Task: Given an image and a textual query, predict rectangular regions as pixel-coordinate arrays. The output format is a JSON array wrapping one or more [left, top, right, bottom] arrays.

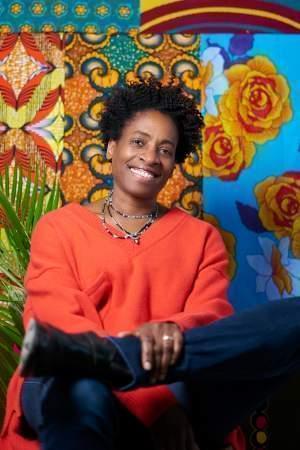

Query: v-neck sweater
[[1, 203, 244, 450]]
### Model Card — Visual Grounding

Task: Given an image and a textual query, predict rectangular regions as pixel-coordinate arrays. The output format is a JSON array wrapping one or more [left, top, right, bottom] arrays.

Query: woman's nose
[[139, 146, 160, 164]]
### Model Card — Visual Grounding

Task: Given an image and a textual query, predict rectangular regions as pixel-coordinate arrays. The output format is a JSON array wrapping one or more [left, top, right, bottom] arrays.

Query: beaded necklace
[[99, 193, 158, 245]]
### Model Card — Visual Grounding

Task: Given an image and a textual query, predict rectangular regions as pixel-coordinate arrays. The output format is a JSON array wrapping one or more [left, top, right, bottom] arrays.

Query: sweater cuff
[[114, 386, 178, 426]]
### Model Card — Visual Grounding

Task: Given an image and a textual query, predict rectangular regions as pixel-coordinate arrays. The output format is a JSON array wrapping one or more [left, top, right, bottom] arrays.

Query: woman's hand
[[118, 322, 183, 383], [151, 404, 200, 450]]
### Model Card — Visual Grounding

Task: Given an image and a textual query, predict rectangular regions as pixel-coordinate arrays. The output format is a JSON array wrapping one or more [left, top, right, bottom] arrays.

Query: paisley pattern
[[63, 31, 203, 209]]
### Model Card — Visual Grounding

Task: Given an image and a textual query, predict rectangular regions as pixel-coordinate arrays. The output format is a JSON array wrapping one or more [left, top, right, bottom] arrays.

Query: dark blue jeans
[[112, 298, 300, 446], [22, 298, 300, 450], [21, 377, 156, 450]]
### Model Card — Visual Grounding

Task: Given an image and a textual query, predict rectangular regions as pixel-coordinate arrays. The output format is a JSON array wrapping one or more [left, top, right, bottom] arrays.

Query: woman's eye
[[160, 148, 172, 155], [132, 138, 144, 146]]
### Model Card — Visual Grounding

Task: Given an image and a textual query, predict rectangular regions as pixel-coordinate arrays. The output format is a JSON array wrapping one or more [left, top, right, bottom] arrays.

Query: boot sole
[[19, 318, 39, 377]]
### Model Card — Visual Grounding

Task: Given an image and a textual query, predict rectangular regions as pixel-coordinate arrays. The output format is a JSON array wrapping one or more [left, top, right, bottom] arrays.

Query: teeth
[[130, 168, 155, 179]]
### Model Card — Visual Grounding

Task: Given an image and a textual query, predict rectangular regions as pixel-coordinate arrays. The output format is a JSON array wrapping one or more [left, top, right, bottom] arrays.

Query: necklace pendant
[[129, 233, 140, 244]]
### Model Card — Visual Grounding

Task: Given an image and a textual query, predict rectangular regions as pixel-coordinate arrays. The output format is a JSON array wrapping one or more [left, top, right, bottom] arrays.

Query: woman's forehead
[[122, 110, 178, 139]]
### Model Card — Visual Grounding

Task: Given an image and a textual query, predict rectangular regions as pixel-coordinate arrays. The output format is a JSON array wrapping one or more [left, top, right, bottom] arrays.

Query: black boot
[[19, 319, 133, 387]]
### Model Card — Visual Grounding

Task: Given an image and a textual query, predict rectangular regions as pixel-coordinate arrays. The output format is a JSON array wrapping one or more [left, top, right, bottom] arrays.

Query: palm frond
[[0, 163, 61, 425]]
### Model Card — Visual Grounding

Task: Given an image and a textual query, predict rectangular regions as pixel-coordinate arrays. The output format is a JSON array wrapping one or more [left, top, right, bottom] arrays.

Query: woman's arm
[[23, 213, 106, 335]]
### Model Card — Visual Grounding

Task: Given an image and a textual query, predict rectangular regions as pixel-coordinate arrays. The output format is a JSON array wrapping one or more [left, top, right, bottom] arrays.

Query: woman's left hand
[[118, 322, 183, 383]]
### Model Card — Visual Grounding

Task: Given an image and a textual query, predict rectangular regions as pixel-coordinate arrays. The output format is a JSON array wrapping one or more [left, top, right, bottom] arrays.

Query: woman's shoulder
[[170, 206, 217, 232], [34, 202, 92, 230]]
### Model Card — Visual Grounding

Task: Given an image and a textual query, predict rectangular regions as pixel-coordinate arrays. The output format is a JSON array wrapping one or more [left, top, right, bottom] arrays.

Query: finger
[[152, 338, 163, 383], [141, 334, 154, 371], [160, 336, 174, 381], [150, 326, 164, 383], [171, 330, 183, 365]]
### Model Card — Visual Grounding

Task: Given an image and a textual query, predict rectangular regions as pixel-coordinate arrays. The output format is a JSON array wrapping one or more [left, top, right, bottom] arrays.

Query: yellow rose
[[292, 217, 300, 257], [203, 114, 256, 180], [204, 214, 236, 280], [255, 173, 300, 255], [219, 56, 292, 143]]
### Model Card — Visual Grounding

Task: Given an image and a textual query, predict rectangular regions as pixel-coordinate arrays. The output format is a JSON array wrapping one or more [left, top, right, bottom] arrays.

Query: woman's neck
[[111, 188, 157, 216]]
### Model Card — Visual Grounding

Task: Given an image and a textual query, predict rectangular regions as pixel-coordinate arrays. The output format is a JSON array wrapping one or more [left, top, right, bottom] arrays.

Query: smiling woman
[[0, 78, 248, 450], [107, 110, 177, 209], [89, 78, 203, 243]]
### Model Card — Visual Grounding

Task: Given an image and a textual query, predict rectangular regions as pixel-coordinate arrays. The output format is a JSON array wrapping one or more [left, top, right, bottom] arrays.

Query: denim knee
[[68, 378, 118, 434]]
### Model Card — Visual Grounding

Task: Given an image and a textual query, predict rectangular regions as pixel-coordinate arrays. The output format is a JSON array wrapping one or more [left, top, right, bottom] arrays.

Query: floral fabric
[[200, 34, 300, 312]]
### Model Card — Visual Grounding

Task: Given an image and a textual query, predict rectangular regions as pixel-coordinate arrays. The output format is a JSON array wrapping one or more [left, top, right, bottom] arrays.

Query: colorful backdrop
[[1, 1, 300, 449]]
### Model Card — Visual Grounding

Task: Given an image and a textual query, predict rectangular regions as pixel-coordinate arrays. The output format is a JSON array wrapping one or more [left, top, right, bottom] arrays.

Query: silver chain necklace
[[99, 194, 158, 244]]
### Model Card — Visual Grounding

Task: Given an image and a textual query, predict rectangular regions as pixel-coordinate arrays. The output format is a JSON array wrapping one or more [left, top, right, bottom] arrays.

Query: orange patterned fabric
[[0, 33, 64, 181], [62, 32, 203, 214]]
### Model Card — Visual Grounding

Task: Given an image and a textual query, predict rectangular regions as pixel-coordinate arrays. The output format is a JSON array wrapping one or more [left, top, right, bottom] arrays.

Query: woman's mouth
[[129, 167, 159, 180]]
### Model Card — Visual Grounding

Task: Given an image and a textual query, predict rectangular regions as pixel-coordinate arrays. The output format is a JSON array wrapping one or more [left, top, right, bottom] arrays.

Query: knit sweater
[[0, 203, 245, 450]]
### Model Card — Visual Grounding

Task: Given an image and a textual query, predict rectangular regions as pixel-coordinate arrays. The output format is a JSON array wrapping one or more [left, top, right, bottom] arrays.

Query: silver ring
[[162, 335, 174, 342]]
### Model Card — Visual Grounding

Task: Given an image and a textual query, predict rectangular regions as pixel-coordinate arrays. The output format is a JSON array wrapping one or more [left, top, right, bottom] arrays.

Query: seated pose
[[1, 78, 271, 450], [19, 297, 300, 448]]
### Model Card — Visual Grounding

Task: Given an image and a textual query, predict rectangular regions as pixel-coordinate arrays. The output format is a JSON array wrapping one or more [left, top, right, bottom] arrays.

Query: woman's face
[[108, 109, 178, 201]]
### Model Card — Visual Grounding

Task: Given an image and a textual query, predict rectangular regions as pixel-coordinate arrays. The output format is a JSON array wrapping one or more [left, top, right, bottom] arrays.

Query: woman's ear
[[106, 140, 115, 160]]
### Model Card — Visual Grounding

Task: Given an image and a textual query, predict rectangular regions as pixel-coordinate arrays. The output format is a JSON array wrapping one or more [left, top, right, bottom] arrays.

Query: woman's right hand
[[118, 321, 183, 383]]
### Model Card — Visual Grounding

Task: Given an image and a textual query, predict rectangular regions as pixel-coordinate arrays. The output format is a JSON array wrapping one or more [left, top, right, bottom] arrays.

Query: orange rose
[[203, 114, 256, 180], [219, 56, 292, 143], [255, 173, 300, 255]]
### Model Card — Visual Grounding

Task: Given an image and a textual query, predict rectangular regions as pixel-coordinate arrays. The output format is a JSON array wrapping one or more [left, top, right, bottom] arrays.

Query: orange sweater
[[0, 204, 245, 450]]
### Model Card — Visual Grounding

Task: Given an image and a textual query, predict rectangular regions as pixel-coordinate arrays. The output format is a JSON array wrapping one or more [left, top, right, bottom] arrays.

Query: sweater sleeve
[[23, 214, 106, 335], [156, 223, 234, 331]]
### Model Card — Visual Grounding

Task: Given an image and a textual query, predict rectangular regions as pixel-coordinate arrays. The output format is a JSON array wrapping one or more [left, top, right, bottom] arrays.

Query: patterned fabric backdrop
[[200, 33, 300, 449], [62, 32, 203, 213], [0, 32, 64, 184], [200, 34, 300, 313], [0, 0, 139, 33], [1, 3, 300, 446], [2, 1, 300, 34], [140, 0, 300, 34]]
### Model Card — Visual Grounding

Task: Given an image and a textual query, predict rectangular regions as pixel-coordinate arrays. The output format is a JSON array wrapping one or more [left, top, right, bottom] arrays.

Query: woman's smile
[[128, 166, 160, 182]]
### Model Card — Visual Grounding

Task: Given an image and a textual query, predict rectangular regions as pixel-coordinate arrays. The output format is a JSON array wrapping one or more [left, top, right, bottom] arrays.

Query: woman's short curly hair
[[99, 78, 204, 163]]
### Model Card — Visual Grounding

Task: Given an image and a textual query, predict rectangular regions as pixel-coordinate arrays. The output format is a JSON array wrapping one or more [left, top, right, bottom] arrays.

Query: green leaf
[[0, 163, 61, 426], [20, 174, 31, 222], [25, 166, 39, 233], [10, 166, 18, 206], [4, 166, 9, 197], [15, 166, 23, 215], [33, 167, 47, 228]]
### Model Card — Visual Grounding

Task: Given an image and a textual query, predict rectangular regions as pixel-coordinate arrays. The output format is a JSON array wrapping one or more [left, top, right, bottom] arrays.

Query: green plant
[[0, 164, 60, 423]]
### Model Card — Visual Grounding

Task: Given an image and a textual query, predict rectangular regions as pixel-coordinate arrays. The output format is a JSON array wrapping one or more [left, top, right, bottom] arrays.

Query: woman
[[0, 78, 243, 450]]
